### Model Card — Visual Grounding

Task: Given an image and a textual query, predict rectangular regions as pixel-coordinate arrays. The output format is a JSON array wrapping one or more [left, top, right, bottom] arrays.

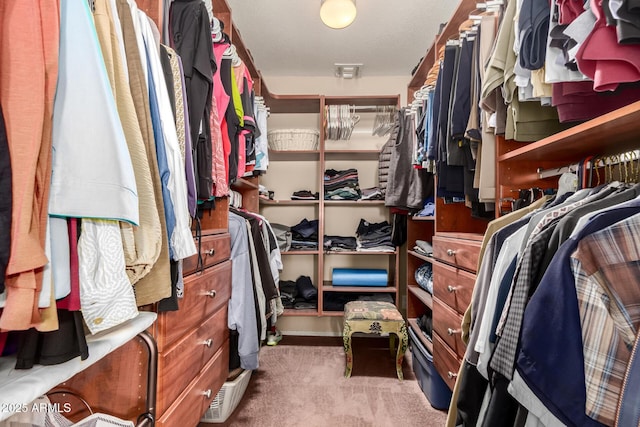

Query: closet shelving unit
[[496, 100, 640, 203], [258, 93, 402, 317]]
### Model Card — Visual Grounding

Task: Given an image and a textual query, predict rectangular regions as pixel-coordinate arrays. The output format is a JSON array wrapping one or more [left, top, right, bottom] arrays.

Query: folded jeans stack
[[323, 235, 357, 252], [290, 218, 319, 250], [293, 275, 317, 310], [324, 168, 361, 200], [355, 218, 394, 252], [361, 187, 384, 201]]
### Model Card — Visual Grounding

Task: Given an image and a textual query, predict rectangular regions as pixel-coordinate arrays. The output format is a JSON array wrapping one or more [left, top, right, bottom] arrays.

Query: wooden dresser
[[154, 229, 232, 427], [431, 232, 482, 390]]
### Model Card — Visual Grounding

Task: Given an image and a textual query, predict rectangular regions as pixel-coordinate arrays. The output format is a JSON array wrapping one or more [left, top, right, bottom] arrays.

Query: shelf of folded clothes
[[408, 250, 433, 263], [260, 199, 320, 205], [322, 283, 396, 293], [279, 276, 318, 315], [324, 200, 385, 205]]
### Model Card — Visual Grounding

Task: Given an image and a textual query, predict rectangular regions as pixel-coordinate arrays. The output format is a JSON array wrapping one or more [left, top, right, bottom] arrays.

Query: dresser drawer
[[433, 297, 466, 359], [157, 305, 229, 414], [432, 261, 475, 315], [156, 260, 232, 351], [183, 232, 231, 276], [433, 333, 461, 391], [433, 234, 481, 273], [157, 343, 229, 427], [199, 305, 230, 367]]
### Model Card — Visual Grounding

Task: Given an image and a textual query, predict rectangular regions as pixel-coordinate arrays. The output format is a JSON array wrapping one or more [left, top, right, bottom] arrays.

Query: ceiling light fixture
[[320, 0, 357, 29]]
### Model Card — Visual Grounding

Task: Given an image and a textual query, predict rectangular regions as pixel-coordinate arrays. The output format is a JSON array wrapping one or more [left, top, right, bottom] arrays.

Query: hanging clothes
[[0, 106, 10, 295], [0, 0, 60, 332], [115, 0, 172, 307], [170, 0, 215, 201]]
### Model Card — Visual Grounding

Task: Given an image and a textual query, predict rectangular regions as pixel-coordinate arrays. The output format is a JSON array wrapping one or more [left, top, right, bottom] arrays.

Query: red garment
[[576, 0, 640, 91], [552, 81, 640, 121], [56, 218, 81, 311], [558, 0, 585, 24], [213, 42, 231, 185]]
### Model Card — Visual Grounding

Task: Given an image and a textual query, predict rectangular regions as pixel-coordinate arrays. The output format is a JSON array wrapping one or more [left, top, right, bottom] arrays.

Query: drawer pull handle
[[447, 285, 457, 293], [447, 371, 458, 379], [447, 328, 461, 336], [203, 389, 212, 399], [446, 249, 456, 256], [205, 248, 215, 256], [206, 290, 217, 298], [203, 338, 213, 347]]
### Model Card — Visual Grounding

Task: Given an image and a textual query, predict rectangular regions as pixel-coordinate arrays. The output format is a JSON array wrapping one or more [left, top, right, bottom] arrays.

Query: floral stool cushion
[[343, 301, 408, 380]]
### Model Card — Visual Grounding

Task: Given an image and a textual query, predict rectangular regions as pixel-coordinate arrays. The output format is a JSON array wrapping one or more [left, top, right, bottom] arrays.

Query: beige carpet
[[201, 336, 448, 427]]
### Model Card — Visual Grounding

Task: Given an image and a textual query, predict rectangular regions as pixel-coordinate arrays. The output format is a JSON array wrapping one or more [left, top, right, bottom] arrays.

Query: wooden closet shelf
[[323, 199, 385, 205], [231, 177, 259, 191], [411, 216, 435, 221], [260, 199, 320, 206], [268, 150, 320, 161], [408, 250, 434, 263], [280, 250, 320, 255], [408, 286, 434, 310], [324, 250, 398, 255], [498, 100, 640, 163], [323, 284, 397, 293]]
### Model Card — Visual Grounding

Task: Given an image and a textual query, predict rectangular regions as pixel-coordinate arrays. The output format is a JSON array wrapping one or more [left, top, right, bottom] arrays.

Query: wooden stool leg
[[389, 333, 396, 357], [395, 322, 409, 381], [343, 322, 353, 378]]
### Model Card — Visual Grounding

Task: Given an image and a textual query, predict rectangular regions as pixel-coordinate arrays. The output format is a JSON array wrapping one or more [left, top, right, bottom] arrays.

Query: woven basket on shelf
[[267, 129, 319, 151]]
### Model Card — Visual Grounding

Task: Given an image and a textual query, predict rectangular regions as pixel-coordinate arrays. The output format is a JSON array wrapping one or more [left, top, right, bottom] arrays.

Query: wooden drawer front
[[183, 232, 230, 276], [433, 297, 466, 358], [157, 306, 229, 414], [432, 261, 475, 315], [158, 329, 206, 414], [157, 343, 230, 427], [157, 260, 232, 351], [433, 235, 481, 273], [433, 333, 461, 391], [199, 305, 229, 365]]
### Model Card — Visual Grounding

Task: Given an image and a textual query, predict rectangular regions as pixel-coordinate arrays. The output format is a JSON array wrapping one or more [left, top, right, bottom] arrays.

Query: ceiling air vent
[[334, 63, 362, 79]]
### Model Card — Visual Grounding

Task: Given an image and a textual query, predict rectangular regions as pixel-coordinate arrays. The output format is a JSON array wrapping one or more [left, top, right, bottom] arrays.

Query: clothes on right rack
[[448, 183, 640, 427]]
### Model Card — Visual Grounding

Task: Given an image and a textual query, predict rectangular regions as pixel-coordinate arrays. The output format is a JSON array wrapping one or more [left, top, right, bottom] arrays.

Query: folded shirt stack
[[355, 218, 394, 252], [413, 239, 433, 257], [415, 262, 433, 294], [323, 235, 357, 252], [324, 168, 361, 200], [290, 218, 319, 250], [291, 190, 319, 200], [361, 187, 383, 201]]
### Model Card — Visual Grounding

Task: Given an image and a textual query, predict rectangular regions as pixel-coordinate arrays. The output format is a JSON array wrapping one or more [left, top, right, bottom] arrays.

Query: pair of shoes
[[267, 329, 282, 346]]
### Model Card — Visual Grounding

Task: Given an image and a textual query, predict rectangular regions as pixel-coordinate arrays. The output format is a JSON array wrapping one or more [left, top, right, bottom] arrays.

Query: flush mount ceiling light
[[320, 0, 357, 29]]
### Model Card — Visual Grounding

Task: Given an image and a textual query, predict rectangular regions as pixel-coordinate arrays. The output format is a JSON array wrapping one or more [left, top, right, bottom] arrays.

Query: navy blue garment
[[0, 105, 10, 293], [617, 332, 640, 427], [518, 0, 551, 70], [517, 201, 640, 426], [451, 37, 474, 139]]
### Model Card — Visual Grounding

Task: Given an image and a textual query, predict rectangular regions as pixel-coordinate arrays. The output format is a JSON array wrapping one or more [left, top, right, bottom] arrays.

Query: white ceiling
[[226, 0, 457, 78]]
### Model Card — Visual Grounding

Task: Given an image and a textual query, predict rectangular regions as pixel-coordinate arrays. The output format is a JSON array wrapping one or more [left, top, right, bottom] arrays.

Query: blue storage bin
[[331, 268, 388, 287], [409, 325, 452, 410]]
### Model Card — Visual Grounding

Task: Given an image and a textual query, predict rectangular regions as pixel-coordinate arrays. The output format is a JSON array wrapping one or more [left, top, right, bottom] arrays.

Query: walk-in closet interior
[[2, 0, 640, 425]]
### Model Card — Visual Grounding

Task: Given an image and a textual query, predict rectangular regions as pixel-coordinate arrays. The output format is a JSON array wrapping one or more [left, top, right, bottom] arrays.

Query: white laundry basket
[[201, 369, 252, 423]]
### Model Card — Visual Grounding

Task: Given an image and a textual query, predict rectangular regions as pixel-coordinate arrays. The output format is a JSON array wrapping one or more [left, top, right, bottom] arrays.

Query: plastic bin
[[201, 369, 252, 423], [408, 325, 452, 410]]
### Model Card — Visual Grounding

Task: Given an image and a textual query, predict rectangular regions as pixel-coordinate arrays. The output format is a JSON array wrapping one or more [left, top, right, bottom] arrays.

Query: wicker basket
[[267, 129, 319, 151]]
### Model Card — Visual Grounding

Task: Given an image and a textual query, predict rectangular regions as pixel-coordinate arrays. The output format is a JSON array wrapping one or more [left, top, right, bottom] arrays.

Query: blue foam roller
[[332, 268, 388, 286]]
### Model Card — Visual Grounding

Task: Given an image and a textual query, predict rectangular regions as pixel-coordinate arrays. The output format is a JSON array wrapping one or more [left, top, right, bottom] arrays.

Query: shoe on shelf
[[267, 329, 282, 346]]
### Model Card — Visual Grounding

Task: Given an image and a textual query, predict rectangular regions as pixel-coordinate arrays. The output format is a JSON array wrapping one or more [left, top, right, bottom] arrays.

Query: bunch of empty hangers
[[324, 104, 396, 140]]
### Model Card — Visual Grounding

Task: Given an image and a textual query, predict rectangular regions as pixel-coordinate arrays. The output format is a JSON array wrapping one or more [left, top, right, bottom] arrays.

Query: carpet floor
[[201, 336, 448, 427]]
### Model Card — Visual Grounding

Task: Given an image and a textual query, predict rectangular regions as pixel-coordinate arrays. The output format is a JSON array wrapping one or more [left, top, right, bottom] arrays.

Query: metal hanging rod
[[326, 105, 397, 112]]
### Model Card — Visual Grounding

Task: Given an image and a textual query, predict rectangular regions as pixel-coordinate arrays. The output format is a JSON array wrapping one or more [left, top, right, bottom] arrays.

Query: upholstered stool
[[343, 300, 408, 380]]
